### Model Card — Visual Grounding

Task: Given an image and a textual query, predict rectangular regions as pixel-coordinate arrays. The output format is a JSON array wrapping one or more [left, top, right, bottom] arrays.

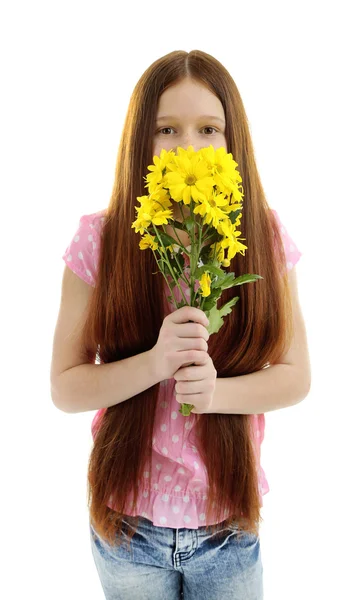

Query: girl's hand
[[173, 354, 217, 414], [150, 306, 210, 382]]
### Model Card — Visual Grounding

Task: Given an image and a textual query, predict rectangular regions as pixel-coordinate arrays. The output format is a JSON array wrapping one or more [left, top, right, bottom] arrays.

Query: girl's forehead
[[156, 81, 225, 119]]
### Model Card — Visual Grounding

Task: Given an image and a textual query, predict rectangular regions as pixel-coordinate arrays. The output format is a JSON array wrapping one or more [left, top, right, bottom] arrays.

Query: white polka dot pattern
[[86, 208, 297, 529], [62, 210, 105, 287]]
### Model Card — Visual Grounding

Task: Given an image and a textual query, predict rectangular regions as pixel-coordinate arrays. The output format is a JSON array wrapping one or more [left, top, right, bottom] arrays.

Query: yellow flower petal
[[199, 272, 212, 297]]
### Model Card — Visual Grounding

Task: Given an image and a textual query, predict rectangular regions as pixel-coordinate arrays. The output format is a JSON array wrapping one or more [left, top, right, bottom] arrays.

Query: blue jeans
[[89, 515, 263, 599]]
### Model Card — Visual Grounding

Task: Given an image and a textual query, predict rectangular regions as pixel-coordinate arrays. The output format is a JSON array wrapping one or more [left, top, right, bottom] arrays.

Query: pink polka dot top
[[62, 207, 302, 529]]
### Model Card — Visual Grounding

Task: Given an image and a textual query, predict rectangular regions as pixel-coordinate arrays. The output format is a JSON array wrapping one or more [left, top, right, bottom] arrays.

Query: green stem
[[197, 224, 204, 309], [177, 201, 198, 304], [151, 197, 190, 256], [160, 222, 190, 288], [190, 201, 196, 306], [165, 218, 190, 256], [152, 224, 189, 305], [199, 222, 220, 312], [173, 249, 190, 287], [151, 248, 178, 309]]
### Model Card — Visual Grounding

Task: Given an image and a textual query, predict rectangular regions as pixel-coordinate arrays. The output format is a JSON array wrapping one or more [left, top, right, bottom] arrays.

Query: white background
[[1, 1, 362, 598]]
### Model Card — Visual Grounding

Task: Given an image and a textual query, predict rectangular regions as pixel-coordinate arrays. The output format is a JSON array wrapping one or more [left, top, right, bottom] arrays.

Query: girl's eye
[[157, 126, 218, 135], [158, 127, 174, 135], [201, 127, 218, 135]]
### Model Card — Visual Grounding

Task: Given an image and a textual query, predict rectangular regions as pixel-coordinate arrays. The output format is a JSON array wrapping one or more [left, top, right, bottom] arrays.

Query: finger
[[174, 364, 209, 381], [175, 380, 206, 395], [173, 322, 210, 342], [168, 306, 209, 329]]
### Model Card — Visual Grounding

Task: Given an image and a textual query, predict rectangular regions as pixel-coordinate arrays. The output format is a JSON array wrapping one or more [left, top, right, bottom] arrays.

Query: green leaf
[[221, 273, 263, 289], [219, 296, 240, 316], [173, 220, 185, 231], [205, 297, 240, 334], [184, 216, 195, 232], [203, 230, 222, 245], [215, 272, 235, 289], [194, 264, 225, 279], [179, 403, 194, 416], [206, 304, 225, 334], [198, 289, 222, 311], [158, 231, 184, 248], [228, 208, 242, 225]]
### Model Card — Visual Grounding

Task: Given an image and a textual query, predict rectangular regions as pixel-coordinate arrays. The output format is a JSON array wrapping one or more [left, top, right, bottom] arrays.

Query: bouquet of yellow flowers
[[132, 144, 263, 416]]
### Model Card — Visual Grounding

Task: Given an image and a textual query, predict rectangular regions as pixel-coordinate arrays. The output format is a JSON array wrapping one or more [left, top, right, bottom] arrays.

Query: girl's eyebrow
[[156, 115, 225, 125]]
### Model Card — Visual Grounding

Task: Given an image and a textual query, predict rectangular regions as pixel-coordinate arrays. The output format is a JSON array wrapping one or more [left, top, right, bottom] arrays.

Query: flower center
[[185, 175, 196, 185]]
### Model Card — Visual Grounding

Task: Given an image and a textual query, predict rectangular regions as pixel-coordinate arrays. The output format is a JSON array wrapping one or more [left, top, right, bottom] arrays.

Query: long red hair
[[80, 50, 293, 546]]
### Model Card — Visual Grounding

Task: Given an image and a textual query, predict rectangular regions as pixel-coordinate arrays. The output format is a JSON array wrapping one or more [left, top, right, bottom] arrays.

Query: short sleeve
[[62, 211, 104, 287], [271, 209, 302, 271]]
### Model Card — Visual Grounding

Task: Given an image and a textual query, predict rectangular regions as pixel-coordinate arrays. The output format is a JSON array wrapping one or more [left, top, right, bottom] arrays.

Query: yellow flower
[[229, 181, 244, 204], [193, 190, 229, 229], [199, 145, 244, 200], [132, 196, 155, 234], [217, 220, 248, 259], [145, 148, 176, 195], [134, 146, 249, 265], [139, 233, 159, 251], [225, 235, 248, 260], [221, 230, 248, 259], [151, 207, 173, 226], [199, 272, 212, 297], [150, 187, 173, 210], [132, 194, 173, 234], [225, 199, 243, 215], [163, 146, 215, 205], [209, 241, 225, 263], [216, 218, 235, 240], [221, 258, 230, 267]]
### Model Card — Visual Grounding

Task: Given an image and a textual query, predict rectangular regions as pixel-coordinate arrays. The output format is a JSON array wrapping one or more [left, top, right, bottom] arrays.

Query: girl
[[52, 50, 311, 600]]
